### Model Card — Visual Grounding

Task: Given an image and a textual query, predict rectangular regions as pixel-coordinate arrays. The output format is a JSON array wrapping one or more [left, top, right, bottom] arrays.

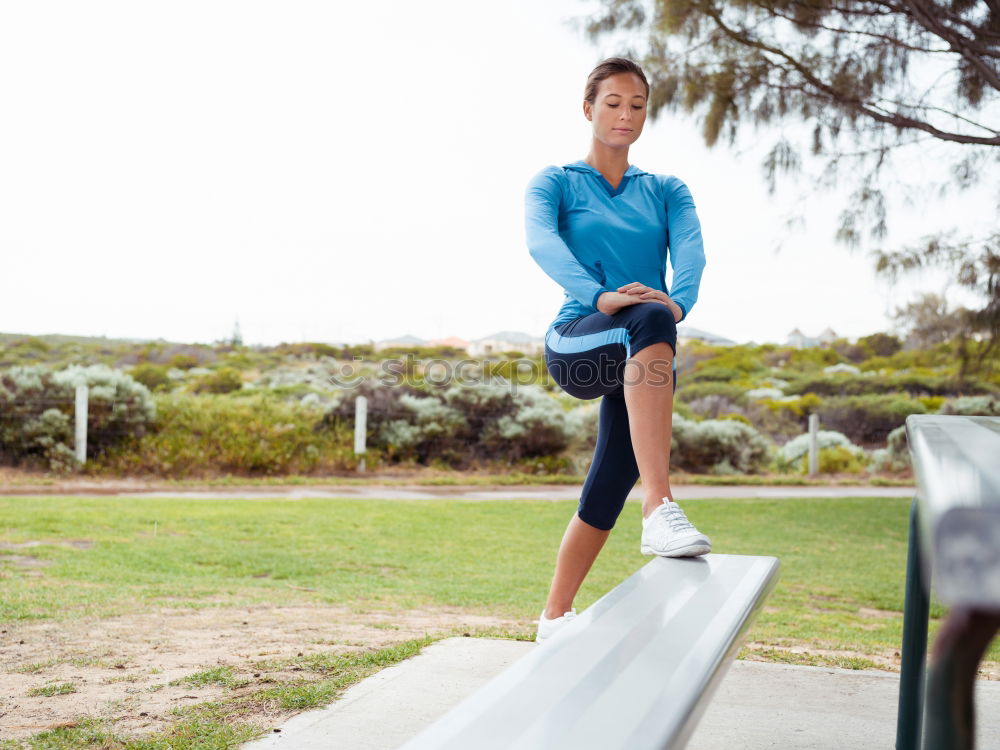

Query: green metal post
[[921, 608, 1000, 750], [896, 498, 929, 750]]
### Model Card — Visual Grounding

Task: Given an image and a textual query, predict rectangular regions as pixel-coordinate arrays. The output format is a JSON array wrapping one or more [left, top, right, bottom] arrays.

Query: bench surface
[[399, 552, 779, 750]]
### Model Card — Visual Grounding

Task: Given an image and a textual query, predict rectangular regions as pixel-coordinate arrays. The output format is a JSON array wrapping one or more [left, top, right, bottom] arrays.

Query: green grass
[[2, 469, 916, 488], [1, 494, 996, 747], [26, 682, 77, 697], [0, 495, 972, 631], [170, 666, 250, 690], [0, 637, 433, 749]]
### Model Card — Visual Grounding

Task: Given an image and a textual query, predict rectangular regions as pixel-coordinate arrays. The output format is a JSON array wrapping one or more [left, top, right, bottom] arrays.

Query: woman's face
[[584, 72, 647, 149]]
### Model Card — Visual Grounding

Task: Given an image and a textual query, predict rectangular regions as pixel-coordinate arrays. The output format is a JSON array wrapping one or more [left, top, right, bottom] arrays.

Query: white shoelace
[[654, 503, 696, 533]]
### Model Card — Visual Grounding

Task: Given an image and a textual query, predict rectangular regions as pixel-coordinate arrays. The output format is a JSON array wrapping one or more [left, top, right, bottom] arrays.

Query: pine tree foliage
[[582, 0, 999, 373]]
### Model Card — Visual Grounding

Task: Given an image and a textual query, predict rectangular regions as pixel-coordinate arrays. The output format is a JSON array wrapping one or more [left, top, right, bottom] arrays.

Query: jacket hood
[[562, 160, 649, 177]]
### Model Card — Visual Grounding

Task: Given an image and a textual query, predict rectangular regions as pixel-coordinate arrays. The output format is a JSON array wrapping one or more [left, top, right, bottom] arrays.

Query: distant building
[[786, 327, 838, 348], [374, 334, 427, 351], [676, 325, 736, 347], [817, 327, 839, 346], [426, 336, 471, 353], [468, 330, 544, 357]]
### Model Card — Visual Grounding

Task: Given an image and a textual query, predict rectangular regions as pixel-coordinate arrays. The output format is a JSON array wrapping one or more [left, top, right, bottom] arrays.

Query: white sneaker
[[640, 500, 712, 557], [535, 607, 578, 643]]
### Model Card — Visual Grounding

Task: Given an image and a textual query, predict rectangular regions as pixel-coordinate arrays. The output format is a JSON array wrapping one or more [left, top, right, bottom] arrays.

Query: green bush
[[815, 394, 927, 444], [857, 333, 902, 358], [776, 430, 861, 467], [96, 392, 353, 476], [322, 382, 572, 468], [129, 363, 171, 392], [685, 365, 744, 383], [816, 445, 867, 474], [939, 395, 1000, 416], [0, 364, 155, 471], [192, 367, 244, 394], [783, 374, 967, 397], [168, 354, 199, 370], [671, 415, 772, 474], [675, 382, 746, 404]]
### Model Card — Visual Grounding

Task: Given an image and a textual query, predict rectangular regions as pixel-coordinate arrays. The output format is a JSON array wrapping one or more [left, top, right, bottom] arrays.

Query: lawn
[[0, 494, 995, 748]]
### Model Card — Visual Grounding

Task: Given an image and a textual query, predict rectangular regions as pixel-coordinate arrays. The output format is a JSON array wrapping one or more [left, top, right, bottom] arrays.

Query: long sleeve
[[662, 176, 706, 322], [525, 167, 606, 311]]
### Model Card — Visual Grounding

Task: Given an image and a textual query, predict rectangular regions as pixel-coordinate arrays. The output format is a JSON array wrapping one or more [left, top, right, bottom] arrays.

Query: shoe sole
[[640, 541, 711, 557]]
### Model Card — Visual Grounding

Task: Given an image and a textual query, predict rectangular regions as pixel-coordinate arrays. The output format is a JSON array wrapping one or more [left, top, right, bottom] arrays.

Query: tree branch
[[906, 0, 1000, 90], [754, 2, 948, 54], [701, 3, 1000, 145]]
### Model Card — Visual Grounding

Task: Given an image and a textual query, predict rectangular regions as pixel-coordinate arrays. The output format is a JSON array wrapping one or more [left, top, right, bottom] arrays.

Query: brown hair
[[584, 57, 649, 105]]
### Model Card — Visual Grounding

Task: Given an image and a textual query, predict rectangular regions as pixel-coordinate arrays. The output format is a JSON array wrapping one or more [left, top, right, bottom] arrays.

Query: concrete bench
[[896, 414, 1000, 750], [399, 551, 780, 750]]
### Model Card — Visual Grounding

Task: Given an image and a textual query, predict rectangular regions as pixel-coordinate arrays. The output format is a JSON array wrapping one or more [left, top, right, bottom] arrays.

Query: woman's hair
[[583, 57, 649, 105]]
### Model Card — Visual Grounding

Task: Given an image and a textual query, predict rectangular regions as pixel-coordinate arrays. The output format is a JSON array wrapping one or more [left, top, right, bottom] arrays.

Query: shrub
[[686, 394, 745, 419], [192, 367, 244, 394], [939, 395, 1000, 416], [671, 415, 772, 474], [97, 392, 353, 476], [887, 424, 909, 458], [0, 364, 155, 471], [815, 394, 927, 444], [130, 363, 171, 392], [686, 365, 744, 383], [676, 382, 746, 404], [816, 445, 867, 474], [777, 430, 860, 465], [868, 425, 911, 473], [745, 387, 784, 400], [784, 373, 992, 398], [718, 413, 752, 425], [379, 394, 467, 463], [482, 385, 571, 459], [321, 382, 572, 468], [168, 354, 199, 370], [857, 332, 902, 357]]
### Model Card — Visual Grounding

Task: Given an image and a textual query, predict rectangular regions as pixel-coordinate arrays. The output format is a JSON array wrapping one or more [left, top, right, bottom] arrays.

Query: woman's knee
[[576, 504, 622, 531], [631, 302, 676, 332], [626, 303, 677, 359]]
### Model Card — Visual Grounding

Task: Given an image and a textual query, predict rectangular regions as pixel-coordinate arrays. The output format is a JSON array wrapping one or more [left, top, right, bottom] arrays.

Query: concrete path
[[240, 637, 1000, 750], [108, 484, 914, 501]]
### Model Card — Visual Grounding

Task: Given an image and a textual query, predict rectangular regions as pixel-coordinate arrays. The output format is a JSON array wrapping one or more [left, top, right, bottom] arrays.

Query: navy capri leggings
[[543, 303, 677, 531]]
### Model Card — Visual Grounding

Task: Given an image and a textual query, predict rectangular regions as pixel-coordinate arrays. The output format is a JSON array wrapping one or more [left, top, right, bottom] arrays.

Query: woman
[[525, 57, 709, 643]]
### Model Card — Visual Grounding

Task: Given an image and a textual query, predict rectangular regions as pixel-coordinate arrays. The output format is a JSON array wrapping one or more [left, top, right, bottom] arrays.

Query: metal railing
[[896, 415, 1000, 750]]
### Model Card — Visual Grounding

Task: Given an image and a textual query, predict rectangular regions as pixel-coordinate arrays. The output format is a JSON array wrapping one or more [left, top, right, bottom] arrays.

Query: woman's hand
[[616, 282, 683, 323], [596, 291, 641, 316]]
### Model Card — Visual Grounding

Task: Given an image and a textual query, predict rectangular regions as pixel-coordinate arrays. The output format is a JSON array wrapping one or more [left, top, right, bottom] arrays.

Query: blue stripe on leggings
[[545, 326, 632, 359]]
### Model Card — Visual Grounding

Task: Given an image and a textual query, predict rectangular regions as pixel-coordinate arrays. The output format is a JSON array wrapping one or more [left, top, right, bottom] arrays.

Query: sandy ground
[[0, 594, 523, 743]]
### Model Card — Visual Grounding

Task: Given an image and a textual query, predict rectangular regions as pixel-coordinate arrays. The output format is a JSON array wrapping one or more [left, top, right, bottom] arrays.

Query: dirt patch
[[0, 540, 94, 551], [741, 640, 1000, 680], [0, 604, 526, 742]]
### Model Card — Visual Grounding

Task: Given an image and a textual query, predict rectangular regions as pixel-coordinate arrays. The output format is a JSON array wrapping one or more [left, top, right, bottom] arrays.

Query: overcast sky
[[1, 0, 990, 347]]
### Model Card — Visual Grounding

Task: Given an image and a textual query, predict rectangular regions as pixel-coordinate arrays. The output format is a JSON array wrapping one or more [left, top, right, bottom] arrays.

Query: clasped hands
[[596, 282, 682, 322]]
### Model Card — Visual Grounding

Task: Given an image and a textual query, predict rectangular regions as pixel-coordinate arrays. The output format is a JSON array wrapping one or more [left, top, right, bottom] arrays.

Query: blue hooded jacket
[[525, 160, 706, 333]]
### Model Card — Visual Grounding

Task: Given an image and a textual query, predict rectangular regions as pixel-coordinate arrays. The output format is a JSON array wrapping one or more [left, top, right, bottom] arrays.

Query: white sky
[[0, 0, 991, 347]]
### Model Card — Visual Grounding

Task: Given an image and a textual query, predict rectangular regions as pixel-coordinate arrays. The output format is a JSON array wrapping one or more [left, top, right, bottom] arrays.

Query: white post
[[354, 395, 367, 473], [74, 384, 88, 465], [808, 413, 819, 477]]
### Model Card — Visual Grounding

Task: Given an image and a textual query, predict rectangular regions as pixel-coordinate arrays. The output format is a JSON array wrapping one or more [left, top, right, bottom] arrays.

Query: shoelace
[[656, 503, 696, 533]]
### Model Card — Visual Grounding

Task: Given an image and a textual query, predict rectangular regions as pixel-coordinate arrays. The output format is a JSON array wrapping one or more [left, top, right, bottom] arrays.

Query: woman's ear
[[583, 100, 592, 121]]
